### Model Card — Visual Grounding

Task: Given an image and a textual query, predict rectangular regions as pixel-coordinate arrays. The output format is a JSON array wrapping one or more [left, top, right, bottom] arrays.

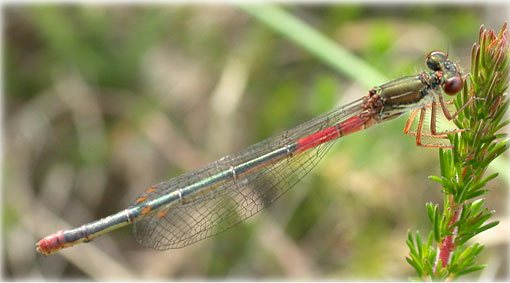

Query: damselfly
[[37, 51, 468, 256]]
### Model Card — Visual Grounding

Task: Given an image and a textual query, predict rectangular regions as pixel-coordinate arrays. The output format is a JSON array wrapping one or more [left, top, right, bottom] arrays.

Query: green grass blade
[[237, 4, 388, 88]]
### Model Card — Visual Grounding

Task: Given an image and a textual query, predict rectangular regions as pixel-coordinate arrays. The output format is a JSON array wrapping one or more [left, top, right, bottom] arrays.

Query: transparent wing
[[131, 98, 367, 250]]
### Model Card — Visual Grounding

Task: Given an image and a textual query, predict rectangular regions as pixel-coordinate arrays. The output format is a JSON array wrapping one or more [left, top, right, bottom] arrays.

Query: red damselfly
[[37, 51, 468, 256]]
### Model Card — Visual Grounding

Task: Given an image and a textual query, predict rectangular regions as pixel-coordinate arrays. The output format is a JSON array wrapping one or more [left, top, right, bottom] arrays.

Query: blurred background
[[3, 3, 509, 281]]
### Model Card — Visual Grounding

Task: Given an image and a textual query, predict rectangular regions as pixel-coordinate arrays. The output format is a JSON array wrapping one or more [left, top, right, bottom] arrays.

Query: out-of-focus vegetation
[[3, 3, 508, 281]]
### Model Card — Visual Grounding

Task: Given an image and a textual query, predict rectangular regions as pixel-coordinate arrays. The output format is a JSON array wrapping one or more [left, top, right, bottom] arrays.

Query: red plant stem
[[435, 205, 463, 273]]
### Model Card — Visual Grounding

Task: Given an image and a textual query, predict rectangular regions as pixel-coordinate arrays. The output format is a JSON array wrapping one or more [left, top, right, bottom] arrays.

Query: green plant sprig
[[406, 23, 509, 281]]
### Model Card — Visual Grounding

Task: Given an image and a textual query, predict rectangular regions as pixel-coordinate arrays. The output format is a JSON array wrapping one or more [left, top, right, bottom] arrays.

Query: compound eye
[[443, 76, 463, 95], [426, 51, 447, 71]]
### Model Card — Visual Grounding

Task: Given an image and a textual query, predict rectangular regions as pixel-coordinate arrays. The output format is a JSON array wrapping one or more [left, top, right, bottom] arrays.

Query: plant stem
[[435, 201, 461, 272], [406, 22, 509, 281]]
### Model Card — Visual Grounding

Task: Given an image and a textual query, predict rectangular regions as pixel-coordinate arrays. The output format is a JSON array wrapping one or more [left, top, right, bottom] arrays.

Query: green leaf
[[480, 141, 509, 167], [442, 208, 455, 233], [468, 172, 497, 193], [475, 221, 499, 234], [493, 132, 508, 139], [439, 148, 447, 177], [406, 231, 419, 259], [455, 183, 468, 203], [454, 264, 486, 278], [468, 199, 485, 215], [426, 203, 436, 223], [416, 231, 423, 258], [480, 134, 497, 143], [436, 176, 456, 195], [427, 231, 434, 246], [406, 257, 422, 276], [429, 175, 443, 184], [434, 206, 441, 242], [465, 189, 489, 200]]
